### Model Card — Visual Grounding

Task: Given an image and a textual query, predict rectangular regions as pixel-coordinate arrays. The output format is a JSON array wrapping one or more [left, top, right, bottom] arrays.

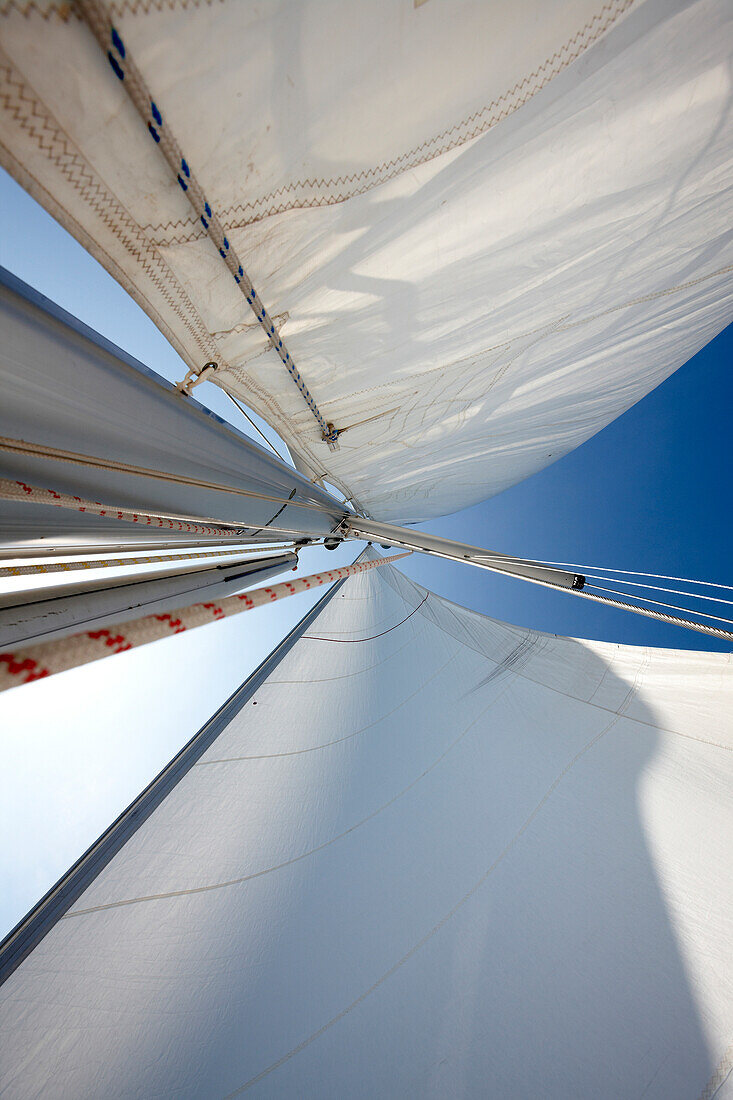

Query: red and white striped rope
[[0, 478, 249, 538], [0, 553, 409, 693]]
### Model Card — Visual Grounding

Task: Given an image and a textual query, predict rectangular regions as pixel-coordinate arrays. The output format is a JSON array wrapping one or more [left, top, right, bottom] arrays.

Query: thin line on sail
[[77, 0, 341, 446]]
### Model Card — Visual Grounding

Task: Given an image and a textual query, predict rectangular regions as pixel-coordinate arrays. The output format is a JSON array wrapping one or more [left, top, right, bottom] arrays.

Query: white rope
[[0, 553, 410, 693], [0, 544, 294, 580], [77, 0, 340, 446]]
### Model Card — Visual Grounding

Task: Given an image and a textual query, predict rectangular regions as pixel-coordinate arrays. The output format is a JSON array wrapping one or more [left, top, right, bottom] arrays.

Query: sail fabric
[[1, 1, 732, 520], [0, 554, 730, 1098]]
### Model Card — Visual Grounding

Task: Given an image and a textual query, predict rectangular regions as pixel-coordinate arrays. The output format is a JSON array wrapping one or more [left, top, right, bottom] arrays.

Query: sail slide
[[0, 552, 730, 1098], [2, 0, 732, 520]]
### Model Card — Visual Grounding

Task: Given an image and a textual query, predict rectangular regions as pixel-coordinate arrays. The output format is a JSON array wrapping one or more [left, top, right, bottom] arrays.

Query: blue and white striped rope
[[77, 0, 340, 448]]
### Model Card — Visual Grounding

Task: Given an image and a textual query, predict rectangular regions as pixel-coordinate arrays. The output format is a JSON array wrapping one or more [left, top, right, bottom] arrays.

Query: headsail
[[0, 552, 730, 1097], [1, 0, 731, 519]]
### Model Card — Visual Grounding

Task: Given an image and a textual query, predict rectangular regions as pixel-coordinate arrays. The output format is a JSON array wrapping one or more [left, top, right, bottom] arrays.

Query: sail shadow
[[230, 635, 718, 1099]]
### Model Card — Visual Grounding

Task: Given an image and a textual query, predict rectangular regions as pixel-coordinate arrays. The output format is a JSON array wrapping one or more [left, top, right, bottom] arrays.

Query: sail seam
[[133, 0, 634, 236], [0, 0, 633, 232], [198, 645, 460, 764], [268, 623, 430, 684], [304, 594, 430, 642], [0, 46, 224, 367]]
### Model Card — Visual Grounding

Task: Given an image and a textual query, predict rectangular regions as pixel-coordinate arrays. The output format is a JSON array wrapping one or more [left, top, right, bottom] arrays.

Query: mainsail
[[0, 553, 731, 1097], [1, 0, 732, 517]]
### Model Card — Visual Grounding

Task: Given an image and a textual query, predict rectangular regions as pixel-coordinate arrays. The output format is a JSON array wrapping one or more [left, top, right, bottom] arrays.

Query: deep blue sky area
[[399, 321, 733, 652]]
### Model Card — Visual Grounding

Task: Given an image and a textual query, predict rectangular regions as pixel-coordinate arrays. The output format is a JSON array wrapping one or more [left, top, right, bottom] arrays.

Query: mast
[[0, 267, 347, 551]]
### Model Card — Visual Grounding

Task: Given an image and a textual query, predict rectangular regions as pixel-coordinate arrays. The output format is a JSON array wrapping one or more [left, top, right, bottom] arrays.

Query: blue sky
[[0, 164, 730, 939]]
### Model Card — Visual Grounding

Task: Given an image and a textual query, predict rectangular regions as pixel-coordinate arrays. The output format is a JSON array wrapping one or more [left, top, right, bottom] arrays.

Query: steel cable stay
[[344, 519, 733, 641], [497, 575, 733, 642], [497, 558, 733, 593], [474, 558, 733, 630], [582, 582, 733, 630], [477, 569, 733, 640], [574, 575, 733, 608], [221, 392, 291, 466], [474, 557, 733, 609]]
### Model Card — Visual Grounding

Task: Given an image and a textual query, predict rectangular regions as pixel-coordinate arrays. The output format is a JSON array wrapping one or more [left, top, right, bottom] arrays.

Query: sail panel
[[0, 553, 730, 1097], [1, 0, 731, 519]]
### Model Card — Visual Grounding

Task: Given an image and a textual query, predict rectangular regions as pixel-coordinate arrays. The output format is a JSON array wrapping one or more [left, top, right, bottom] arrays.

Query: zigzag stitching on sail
[[0, 46, 308, 466], [121, 0, 635, 240], [697, 1041, 733, 1100], [0, 48, 224, 366]]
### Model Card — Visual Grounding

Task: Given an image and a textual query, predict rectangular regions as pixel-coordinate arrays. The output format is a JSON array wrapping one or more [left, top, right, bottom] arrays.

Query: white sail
[[1, 552, 730, 1097], [1, 0, 731, 519]]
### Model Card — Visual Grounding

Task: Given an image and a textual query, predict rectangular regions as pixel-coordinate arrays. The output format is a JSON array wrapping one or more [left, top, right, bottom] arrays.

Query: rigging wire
[[579, 574, 733, 608], [222, 392, 290, 466], [0, 544, 296, 580], [502, 558, 733, 593], [584, 582, 733, 630], [575, 588, 733, 643], [454, 557, 733, 642], [0, 552, 411, 693]]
